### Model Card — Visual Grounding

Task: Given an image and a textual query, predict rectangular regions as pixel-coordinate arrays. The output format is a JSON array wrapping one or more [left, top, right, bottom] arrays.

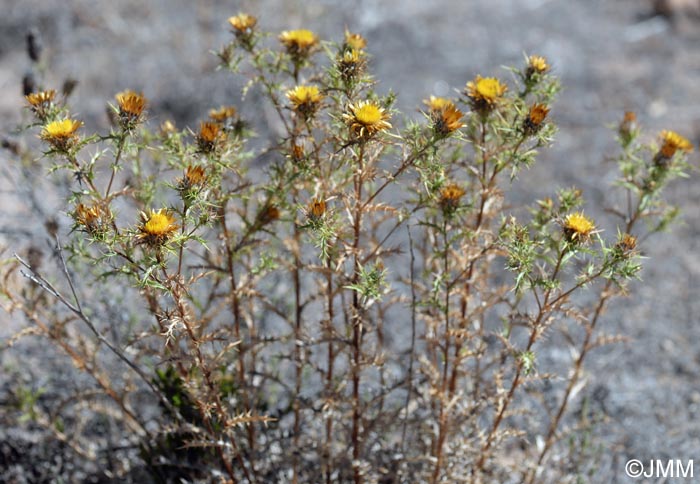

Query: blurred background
[[1, 0, 700, 479]]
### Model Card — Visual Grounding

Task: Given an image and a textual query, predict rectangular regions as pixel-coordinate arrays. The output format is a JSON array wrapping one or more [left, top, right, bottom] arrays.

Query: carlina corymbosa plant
[[0, 12, 695, 484]]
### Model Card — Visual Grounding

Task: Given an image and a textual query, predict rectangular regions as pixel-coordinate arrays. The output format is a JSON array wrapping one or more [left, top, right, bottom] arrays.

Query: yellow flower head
[[527, 55, 550, 75], [343, 100, 392, 139], [41, 119, 83, 150], [197, 121, 224, 153], [523, 103, 550, 134], [279, 29, 318, 58], [138, 209, 179, 245], [563, 212, 595, 242], [209, 105, 237, 122], [344, 31, 367, 51], [439, 183, 466, 213], [286, 85, 324, 117], [228, 13, 257, 33], [26, 89, 56, 108], [466, 75, 507, 112], [659, 130, 693, 159], [424, 96, 465, 136]]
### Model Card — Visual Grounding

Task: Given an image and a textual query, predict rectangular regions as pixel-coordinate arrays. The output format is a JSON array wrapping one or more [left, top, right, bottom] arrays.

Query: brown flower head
[[257, 205, 281, 226], [424, 96, 465, 136], [179, 165, 207, 193], [523, 103, 550, 135], [41, 119, 83, 151], [618, 111, 638, 145], [138, 209, 179, 246], [616, 233, 637, 255], [307, 198, 327, 221], [343, 100, 392, 140], [197, 121, 224, 153], [465, 75, 507, 114], [115, 90, 146, 130]]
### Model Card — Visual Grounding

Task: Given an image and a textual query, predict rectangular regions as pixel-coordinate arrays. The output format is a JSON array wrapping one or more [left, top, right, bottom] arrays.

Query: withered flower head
[[115, 90, 147, 130], [26, 89, 56, 120], [616, 233, 637, 255], [257, 205, 281, 226], [179, 165, 207, 193], [563, 212, 595, 243], [279, 29, 318, 60], [424, 96, 465, 136], [138, 209, 179, 246], [343, 100, 392, 140], [41, 119, 83, 151], [523, 103, 550, 135], [286, 85, 324, 118], [657, 130, 693, 161], [439, 183, 466, 214], [209, 105, 237, 123], [308, 198, 327, 221], [197, 121, 224, 153], [228, 13, 257, 34], [74, 202, 112, 235], [344, 31, 367, 51], [337, 48, 366, 82], [466, 75, 507, 114], [618, 111, 638, 145]]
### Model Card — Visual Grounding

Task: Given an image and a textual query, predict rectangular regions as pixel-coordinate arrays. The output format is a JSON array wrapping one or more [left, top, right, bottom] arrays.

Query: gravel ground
[[1, 0, 700, 482]]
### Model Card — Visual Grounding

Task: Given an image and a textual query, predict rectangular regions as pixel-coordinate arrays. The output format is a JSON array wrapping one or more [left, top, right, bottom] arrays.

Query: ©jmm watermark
[[625, 459, 694, 479]]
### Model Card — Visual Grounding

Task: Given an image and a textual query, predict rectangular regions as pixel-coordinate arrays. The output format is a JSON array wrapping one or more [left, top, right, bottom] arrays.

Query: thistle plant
[[1, 15, 695, 484]]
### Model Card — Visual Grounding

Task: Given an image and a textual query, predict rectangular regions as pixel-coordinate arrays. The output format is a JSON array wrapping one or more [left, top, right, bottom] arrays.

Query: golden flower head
[[286, 85, 324, 118], [209, 105, 237, 122], [26, 89, 55, 107], [74, 202, 112, 235], [424, 96, 465, 136], [197, 121, 224, 153], [41, 118, 83, 150], [563, 212, 595, 243], [228, 13, 257, 33], [344, 31, 367, 51], [279, 29, 319, 59], [658, 130, 693, 160], [138, 209, 179, 245], [523, 103, 550, 135], [343, 100, 392, 139], [115, 90, 147, 129], [26, 89, 56, 120], [527, 55, 550, 75], [466, 75, 507, 113], [439, 183, 466, 214]]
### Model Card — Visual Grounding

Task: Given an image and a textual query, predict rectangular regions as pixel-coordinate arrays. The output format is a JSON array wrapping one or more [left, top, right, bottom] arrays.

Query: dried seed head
[[26, 28, 43, 62], [74, 202, 112, 236]]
